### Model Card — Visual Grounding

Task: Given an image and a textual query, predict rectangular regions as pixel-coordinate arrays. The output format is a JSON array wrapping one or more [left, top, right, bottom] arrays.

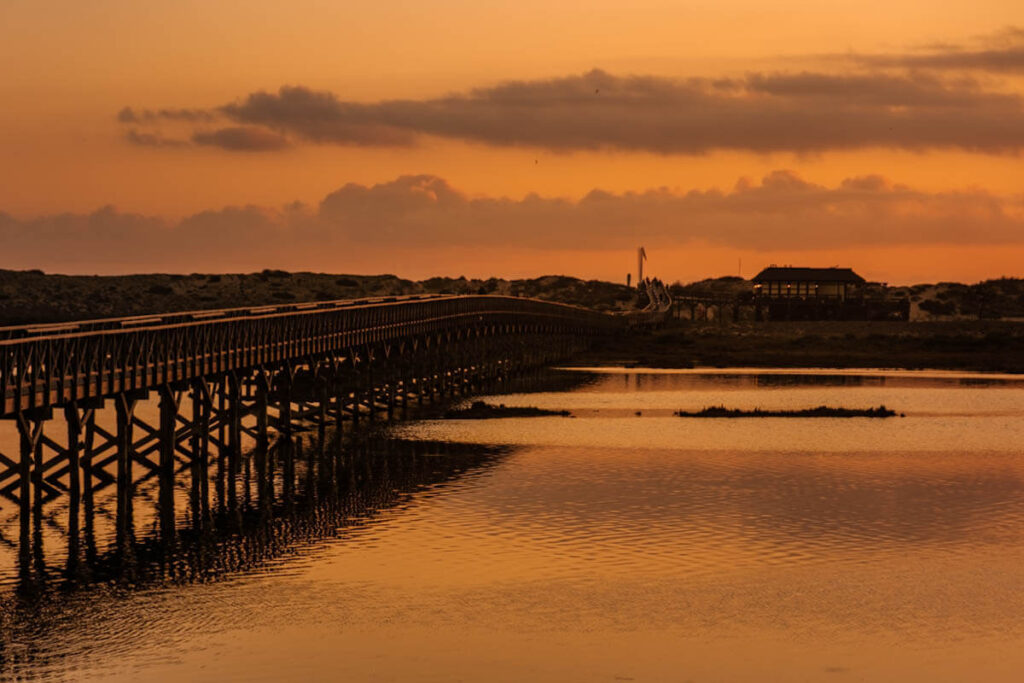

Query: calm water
[[2, 368, 1023, 681]]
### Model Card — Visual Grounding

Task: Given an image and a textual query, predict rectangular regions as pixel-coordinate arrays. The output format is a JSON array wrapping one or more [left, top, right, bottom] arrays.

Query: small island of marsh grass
[[674, 405, 901, 418], [444, 401, 572, 419]]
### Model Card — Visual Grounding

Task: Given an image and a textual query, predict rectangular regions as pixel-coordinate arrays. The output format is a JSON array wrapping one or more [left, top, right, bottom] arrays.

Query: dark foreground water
[[1, 368, 1023, 681]]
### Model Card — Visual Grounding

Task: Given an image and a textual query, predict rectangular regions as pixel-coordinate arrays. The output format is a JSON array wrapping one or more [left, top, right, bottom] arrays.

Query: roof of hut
[[752, 267, 865, 284]]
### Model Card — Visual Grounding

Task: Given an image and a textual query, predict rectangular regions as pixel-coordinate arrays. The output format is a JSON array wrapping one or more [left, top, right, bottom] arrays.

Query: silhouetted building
[[751, 266, 907, 321], [752, 266, 865, 301]]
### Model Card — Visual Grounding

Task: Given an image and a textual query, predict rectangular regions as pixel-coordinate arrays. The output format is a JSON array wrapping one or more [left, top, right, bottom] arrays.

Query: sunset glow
[[3, 6, 1024, 680], [3, 1, 1024, 282]]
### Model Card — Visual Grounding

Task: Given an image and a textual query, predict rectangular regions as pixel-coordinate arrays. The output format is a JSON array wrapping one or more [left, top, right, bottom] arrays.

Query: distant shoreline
[[560, 366, 1024, 379], [2, 268, 1023, 327], [575, 319, 1024, 374], [3, 268, 1022, 374], [0, 269, 636, 326]]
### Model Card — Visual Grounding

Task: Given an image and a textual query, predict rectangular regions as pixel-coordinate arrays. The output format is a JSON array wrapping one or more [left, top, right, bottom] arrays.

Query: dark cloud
[[202, 69, 1024, 154], [117, 106, 216, 123], [220, 86, 417, 146], [3, 173, 1023, 272], [125, 129, 190, 148], [742, 72, 991, 106], [846, 47, 1024, 73], [191, 126, 290, 151], [117, 26, 1024, 155], [835, 26, 1024, 73]]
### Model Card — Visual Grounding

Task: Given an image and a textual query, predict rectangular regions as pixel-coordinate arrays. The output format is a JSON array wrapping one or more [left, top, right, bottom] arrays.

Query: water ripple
[[1, 369, 1023, 682]]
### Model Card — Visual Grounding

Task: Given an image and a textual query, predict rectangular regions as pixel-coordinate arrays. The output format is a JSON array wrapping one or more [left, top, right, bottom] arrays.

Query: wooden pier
[[0, 295, 619, 568]]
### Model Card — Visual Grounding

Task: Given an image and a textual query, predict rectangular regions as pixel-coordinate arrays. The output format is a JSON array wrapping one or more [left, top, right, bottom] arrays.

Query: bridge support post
[[332, 371, 346, 434], [450, 351, 461, 398], [329, 431, 342, 505], [279, 371, 293, 436], [81, 406, 97, 565], [157, 386, 177, 544], [386, 371, 396, 421], [64, 404, 83, 576], [278, 372, 295, 508], [434, 352, 444, 402], [242, 379, 252, 509], [214, 380, 227, 515], [283, 436, 295, 509], [317, 426, 331, 499], [191, 379, 211, 529], [115, 392, 140, 553], [254, 373, 270, 511], [227, 372, 242, 516], [31, 420, 45, 529], [349, 369, 360, 430], [401, 369, 410, 420], [366, 363, 376, 423], [317, 375, 328, 442], [301, 435, 316, 506], [16, 413, 45, 562]]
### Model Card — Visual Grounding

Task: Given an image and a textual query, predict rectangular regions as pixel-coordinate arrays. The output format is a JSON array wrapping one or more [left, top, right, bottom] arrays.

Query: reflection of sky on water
[[563, 366, 1024, 382], [1, 368, 1022, 682], [445, 368, 1024, 422], [561, 366, 1024, 390]]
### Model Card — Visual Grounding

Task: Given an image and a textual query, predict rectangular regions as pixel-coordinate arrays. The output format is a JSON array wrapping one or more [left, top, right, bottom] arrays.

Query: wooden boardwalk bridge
[[0, 294, 620, 549]]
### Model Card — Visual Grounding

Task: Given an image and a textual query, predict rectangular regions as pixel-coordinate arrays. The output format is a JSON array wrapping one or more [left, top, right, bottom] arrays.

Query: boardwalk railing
[[2, 295, 618, 418]]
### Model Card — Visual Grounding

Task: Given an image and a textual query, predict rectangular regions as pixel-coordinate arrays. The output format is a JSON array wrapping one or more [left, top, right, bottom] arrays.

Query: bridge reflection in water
[[0, 367, 591, 593], [5, 431, 508, 592], [0, 425, 511, 674]]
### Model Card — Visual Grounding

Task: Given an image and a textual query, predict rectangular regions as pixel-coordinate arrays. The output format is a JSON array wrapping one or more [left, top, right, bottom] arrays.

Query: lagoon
[[2, 368, 1022, 681]]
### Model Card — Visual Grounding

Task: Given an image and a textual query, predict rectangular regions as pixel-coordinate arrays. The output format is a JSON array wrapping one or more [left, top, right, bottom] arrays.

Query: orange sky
[[2, 1, 1024, 284]]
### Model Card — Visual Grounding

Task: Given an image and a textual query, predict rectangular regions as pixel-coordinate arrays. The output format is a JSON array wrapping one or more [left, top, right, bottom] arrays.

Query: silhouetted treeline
[[0, 270, 637, 325], [2, 269, 1022, 326]]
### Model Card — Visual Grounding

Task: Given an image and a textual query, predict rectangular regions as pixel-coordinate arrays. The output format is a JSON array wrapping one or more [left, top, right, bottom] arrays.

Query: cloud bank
[[3, 173, 1023, 272], [119, 69, 1024, 155], [836, 26, 1024, 73], [118, 28, 1024, 156], [191, 126, 290, 151]]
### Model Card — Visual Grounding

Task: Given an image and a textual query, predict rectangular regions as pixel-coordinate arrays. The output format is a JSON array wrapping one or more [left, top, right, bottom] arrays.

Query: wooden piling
[[114, 394, 136, 543], [157, 387, 176, 544], [64, 404, 83, 576]]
